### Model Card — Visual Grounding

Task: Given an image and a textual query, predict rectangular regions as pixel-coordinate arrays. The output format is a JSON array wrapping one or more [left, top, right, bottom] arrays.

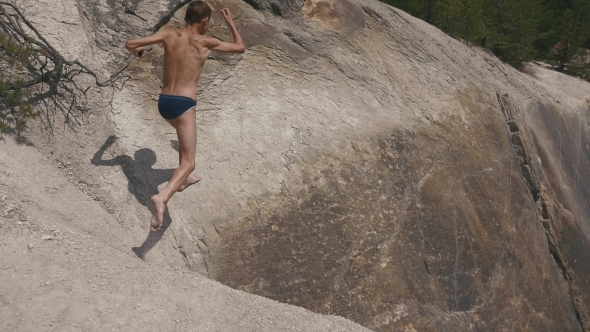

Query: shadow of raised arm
[[92, 135, 124, 166], [90, 136, 179, 260]]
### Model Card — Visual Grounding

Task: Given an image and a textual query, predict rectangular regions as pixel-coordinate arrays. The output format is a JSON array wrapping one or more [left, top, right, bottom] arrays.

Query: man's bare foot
[[178, 175, 202, 192], [150, 195, 166, 231]]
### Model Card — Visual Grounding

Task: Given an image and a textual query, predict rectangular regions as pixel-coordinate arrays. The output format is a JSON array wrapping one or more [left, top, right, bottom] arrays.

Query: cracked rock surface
[[1, 0, 590, 331]]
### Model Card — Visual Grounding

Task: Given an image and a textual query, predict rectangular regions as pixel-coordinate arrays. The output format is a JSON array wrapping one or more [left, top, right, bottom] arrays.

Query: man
[[125, 1, 245, 231]]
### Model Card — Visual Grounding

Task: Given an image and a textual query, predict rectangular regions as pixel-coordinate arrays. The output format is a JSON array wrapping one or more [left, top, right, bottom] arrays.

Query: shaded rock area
[[213, 87, 583, 331], [243, 0, 304, 17], [527, 102, 590, 329], [1, 0, 590, 331]]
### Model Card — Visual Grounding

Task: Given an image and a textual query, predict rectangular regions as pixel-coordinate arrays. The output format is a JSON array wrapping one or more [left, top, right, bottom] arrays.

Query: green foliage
[[380, 0, 590, 76], [0, 32, 33, 65], [379, 0, 438, 23], [539, 0, 590, 70], [0, 31, 38, 135], [481, 0, 544, 65], [435, 0, 486, 42], [380, 0, 486, 42]]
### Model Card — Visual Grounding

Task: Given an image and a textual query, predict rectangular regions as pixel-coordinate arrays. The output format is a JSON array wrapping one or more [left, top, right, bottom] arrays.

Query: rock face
[[2, 0, 590, 331], [0, 137, 370, 332]]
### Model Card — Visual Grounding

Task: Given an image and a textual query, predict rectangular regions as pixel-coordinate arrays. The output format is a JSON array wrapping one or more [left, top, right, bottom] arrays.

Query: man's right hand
[[220, 8, 234, 25], [133, 47, 145, 57], [209, 8, 245, 53]]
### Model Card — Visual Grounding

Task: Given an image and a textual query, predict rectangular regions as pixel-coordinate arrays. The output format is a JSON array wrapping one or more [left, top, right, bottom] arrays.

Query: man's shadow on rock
[[91, 135, 179, 260]]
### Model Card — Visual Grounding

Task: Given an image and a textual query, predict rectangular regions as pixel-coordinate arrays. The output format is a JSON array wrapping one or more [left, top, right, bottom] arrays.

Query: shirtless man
[[125, 1, 245, 231]]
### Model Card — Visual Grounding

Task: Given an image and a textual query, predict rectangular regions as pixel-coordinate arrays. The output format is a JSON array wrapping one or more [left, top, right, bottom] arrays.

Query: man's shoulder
[[158, 26, 180, 38], [199, 35, 221, 48], [198, 35, 217, 43]]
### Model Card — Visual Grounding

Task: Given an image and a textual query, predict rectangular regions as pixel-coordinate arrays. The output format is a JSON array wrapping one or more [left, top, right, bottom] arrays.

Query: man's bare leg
[[166, 117, 201, 193], [151, 109, 197, 231]]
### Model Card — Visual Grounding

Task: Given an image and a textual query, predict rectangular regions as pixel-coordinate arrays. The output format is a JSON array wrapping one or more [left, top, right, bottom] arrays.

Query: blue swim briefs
[[158, 94, 197, 120]]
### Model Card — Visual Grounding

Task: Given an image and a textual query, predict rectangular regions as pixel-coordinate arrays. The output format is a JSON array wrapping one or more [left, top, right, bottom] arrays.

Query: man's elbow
[[236, 45, 245, 54]]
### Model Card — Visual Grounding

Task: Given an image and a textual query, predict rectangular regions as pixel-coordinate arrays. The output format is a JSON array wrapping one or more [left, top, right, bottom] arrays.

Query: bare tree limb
[[0, 1, 131, 135]]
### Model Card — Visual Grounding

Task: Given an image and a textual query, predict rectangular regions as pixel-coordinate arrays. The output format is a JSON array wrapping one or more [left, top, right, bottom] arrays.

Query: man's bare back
[[125, 2, 244, 231], [127, 7, 244, 101], [160, 30, 211, 100]]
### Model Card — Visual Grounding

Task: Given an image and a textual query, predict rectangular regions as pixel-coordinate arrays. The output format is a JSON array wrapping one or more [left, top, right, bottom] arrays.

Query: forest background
[[381, 0, 590, 76]]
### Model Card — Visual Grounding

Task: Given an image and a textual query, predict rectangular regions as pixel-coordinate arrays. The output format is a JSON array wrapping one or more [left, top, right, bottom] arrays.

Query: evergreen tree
[[381, 0, 486, 41], [481, 0, 544, 65], [435, 0, 486, 42], [539, 0, 590, 71], [0, 31, 38, 134], [380, 0, 441, 23], [381, 0, 590, 77]]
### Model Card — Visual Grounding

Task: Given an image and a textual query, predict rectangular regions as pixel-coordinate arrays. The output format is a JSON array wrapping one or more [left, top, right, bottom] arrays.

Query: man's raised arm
[[125, 29, 170, 57], [210, 8, 245, 53]]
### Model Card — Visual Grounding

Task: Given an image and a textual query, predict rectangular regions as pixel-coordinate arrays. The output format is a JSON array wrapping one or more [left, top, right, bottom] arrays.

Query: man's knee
[[181, 159, 195, 172]]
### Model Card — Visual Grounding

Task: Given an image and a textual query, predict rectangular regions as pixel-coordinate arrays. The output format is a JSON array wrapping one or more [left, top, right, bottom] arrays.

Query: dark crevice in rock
[[361, 6, 384, 23], [177, 246, 191, 268], [507, 121, 519, 133], [270, 3, 283, 16], [496, 92, 588, 332], [574, 287, 589, 329], [283, 30, 312, 54], [423, 259, 431, 275], [239, 0, 304, 16], [496, 92, 540, 201], [202, 257, 210, 277], [540, 217, 569, 280], [194, 239, 211, 278], [123, 5, 147, 22], [243, 0, 261, 10], [541, 197, 550, 219], [153, 0, 193, 32], [213, 224, 221, 236]]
